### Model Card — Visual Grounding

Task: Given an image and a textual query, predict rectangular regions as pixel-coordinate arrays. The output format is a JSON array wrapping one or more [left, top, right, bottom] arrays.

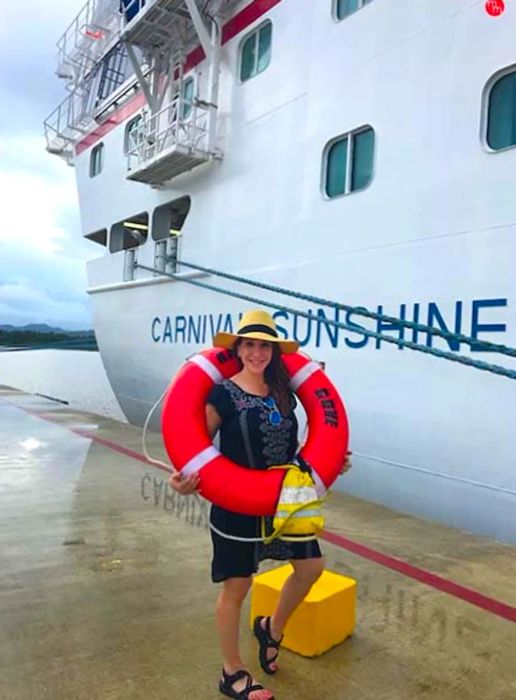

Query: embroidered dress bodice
[[207, 379, 298, 470]]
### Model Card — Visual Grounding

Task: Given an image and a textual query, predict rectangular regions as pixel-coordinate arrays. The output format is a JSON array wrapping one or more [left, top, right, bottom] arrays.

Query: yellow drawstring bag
[[261, 464, 325, 544]]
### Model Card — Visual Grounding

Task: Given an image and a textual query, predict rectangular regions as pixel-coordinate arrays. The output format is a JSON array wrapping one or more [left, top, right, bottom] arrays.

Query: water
[[0, 349, 127, 422]]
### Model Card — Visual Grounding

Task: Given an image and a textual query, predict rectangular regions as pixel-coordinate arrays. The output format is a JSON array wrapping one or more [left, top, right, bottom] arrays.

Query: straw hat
[[213, 309, 299, 354]]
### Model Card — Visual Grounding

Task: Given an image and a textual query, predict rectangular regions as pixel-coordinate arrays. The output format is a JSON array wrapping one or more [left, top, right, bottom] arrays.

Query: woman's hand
[[169, 472, 200, 495], [340, 451, 352, 475]]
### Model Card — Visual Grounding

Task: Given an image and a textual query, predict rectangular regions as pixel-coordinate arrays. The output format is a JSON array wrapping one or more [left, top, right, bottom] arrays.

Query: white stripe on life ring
[[290, 361, 320, 392], [182, 445, 220, 477], [189, 354, 223, 384]]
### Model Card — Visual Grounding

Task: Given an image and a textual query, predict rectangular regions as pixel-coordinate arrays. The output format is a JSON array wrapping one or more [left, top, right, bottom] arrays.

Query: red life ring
[[161, 347, 349, 516]]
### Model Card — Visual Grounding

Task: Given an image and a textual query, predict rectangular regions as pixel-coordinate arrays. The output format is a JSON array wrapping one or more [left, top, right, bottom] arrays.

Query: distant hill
[[0, 325, 97, 351], [0, 324, 93, 335]]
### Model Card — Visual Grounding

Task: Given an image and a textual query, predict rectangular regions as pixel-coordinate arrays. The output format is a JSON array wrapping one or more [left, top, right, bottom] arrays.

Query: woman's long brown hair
[[234, 340, 292, 414]]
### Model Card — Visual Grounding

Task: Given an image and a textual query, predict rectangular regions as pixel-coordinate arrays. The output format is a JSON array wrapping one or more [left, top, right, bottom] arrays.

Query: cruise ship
[[44, 0, 516, 545]]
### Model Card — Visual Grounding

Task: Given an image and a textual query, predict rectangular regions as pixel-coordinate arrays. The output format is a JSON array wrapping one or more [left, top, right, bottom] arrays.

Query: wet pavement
[[1, 385, 515, 700]]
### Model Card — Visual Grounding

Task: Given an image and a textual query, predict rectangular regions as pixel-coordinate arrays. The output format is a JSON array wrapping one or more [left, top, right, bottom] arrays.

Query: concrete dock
[[1, 385, 515, 700]]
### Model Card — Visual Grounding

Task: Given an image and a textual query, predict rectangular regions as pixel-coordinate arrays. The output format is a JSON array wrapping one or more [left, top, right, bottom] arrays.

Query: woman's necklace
[[260, 396, 282, 426], [233, 372, 282, 425]]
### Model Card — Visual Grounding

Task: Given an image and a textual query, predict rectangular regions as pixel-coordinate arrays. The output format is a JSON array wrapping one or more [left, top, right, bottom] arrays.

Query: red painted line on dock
[[71, 426, 174, 475], [320, 530, 516, 623], [4, 397, 516, 624]]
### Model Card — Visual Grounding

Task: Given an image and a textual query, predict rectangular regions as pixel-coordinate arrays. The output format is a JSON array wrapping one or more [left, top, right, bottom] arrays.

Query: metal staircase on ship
[[44, 0, 236, 183]]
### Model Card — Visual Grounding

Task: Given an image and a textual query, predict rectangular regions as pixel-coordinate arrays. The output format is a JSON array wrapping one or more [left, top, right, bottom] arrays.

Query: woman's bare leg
[[216, 576, 252, 671], [262, 557, 325, 670], [272, 558, 324, 633], [217, 577, 273, 698]]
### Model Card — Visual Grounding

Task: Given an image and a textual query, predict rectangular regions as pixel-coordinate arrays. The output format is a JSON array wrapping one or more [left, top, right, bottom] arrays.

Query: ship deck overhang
[[126, 145, 210, 183]]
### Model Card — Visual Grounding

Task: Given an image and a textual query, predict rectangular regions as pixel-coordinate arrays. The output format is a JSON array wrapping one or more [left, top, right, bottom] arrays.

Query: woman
[[171, 309, 350, 700]]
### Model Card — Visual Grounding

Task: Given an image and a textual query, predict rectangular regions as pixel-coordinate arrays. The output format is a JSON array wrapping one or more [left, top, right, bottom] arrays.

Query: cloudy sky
[[0, 0, 95, 330]]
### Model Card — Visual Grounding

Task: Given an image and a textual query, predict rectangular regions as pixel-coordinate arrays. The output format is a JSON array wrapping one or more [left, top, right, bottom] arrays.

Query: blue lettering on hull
[[150, 298, 508, 352]]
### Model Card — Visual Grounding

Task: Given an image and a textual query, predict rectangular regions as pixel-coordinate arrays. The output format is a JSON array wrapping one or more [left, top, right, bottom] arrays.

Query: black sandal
[[253, 616, 283, 675], [219, 668, 274, 699]]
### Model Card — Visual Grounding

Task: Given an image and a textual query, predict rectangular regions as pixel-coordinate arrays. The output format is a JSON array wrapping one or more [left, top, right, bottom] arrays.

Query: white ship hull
[[46, 0, 516, 544], [88, 247, 516, 545]]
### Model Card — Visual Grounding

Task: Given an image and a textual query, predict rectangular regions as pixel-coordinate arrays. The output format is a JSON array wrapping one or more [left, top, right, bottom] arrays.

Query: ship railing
[[44, 89, 96, 163], [126, 96, 216, 183], [56, 0, 204, 85], [55, 0, 239, 88], [56, 0, 121, 87]]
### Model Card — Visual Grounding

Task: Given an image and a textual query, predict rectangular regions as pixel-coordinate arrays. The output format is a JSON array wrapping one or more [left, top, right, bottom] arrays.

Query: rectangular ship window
[[89, 143, 104, 177], [240, 21, 272, 82], [324, 126, 375, 198]]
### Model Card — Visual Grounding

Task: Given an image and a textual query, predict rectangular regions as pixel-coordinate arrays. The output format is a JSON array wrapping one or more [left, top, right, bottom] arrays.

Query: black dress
[[207, 379, 322, 583]]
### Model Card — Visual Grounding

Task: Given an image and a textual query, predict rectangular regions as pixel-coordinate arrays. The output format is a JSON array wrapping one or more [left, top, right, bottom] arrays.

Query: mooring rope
[[176, 258, 516, 359], [135, 262, 516, 381]]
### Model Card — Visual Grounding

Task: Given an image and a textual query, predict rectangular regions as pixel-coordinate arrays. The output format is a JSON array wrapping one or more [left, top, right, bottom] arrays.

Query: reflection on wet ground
[[1, 386, 515, 700]]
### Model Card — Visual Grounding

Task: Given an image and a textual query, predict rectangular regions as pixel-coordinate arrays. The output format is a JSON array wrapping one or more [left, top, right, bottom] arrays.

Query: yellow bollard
[[250, 564, 357, 657]]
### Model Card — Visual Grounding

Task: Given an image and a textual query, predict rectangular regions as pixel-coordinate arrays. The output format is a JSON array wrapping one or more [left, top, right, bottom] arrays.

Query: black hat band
[[237, 323, 278, 338]]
